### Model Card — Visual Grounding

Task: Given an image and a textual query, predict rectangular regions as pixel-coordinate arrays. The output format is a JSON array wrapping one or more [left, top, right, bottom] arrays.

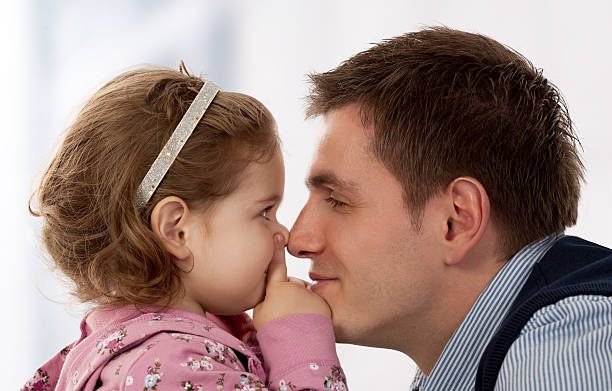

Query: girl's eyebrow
[[256, 194, 282, 204]]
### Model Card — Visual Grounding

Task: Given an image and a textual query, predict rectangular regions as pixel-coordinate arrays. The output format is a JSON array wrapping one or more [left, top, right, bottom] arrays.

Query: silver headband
[[136, 81, 220, 208]]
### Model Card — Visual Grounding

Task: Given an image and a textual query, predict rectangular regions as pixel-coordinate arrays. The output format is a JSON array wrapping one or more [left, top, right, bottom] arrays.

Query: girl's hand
[[253, 234, 331, 330]]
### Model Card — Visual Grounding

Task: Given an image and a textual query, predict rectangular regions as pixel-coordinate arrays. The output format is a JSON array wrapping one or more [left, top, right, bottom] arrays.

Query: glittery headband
[[136, 81, 220, 208]]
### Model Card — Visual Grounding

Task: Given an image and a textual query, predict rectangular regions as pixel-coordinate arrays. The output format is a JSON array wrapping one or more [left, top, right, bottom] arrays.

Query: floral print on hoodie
[[21, 306, 347, 391]]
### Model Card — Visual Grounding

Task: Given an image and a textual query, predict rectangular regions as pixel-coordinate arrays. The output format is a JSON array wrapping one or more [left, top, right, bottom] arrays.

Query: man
[[288, 27, 612, 390]]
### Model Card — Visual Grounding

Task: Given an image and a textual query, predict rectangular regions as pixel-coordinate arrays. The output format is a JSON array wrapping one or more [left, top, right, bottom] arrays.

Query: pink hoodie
[[21, 306, 347, 391]]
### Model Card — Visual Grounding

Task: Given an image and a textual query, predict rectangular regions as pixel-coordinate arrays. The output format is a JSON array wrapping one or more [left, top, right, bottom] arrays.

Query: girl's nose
[[276, 223, 289, 246]]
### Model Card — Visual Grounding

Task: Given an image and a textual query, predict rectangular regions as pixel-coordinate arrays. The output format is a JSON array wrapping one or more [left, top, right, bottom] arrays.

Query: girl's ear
[[150, 196, 193, 261]]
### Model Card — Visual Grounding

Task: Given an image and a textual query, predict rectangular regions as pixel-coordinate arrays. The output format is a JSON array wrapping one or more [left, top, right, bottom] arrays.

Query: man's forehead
[[308, 107, 379, 190], [316, 114, 372, 160]]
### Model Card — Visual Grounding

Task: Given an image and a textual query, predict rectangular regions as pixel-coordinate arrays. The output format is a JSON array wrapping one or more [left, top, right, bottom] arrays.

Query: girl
[[22, 65, 348, 391]]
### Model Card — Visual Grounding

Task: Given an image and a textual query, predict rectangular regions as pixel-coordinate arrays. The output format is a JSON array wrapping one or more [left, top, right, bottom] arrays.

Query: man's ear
[[150, 196, 193, 261], [442, 177, 490, 265]]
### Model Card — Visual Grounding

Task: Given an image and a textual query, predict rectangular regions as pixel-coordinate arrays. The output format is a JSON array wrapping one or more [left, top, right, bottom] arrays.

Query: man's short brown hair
[[306, 27, 584, 256]]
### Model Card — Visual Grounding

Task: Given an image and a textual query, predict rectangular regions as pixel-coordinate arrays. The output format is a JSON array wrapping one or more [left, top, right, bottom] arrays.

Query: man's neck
[[403, 254, 507, 375]]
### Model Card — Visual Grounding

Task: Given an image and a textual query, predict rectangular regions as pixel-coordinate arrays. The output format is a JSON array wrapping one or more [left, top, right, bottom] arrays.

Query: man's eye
[[325, 197, 347, 208]]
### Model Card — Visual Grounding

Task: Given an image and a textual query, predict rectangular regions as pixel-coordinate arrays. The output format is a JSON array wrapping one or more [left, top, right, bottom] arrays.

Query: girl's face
[[181, 149, 289, 315]]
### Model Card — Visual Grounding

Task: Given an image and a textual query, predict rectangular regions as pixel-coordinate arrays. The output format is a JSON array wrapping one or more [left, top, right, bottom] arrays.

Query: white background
[[2, 1, 611, 389]]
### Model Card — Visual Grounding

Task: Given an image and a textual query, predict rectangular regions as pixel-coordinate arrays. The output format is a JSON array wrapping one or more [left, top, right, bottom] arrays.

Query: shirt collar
[[410, 233, 563, 391]]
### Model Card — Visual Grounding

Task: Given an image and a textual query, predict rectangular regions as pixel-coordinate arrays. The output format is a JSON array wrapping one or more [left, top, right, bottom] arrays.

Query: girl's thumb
[[266, 234, 288, 283]]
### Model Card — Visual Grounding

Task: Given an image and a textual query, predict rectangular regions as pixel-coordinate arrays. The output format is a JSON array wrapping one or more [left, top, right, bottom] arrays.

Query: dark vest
[[475, 236, 612, 391]]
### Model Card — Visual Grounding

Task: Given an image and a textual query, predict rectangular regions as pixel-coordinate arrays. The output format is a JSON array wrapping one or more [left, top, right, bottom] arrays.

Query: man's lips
[[308, 272, 338, 292], [308, 272, 336, 281]]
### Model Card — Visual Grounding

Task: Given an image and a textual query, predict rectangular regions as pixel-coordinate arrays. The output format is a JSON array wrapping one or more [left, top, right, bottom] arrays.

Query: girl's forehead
[[228, 153, 285, 198]]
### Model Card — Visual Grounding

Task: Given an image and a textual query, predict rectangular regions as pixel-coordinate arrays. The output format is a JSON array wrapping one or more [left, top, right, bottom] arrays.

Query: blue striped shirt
[[410, 233, 612, 390]]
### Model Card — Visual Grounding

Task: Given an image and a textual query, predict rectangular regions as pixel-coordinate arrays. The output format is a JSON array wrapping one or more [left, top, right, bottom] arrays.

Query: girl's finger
[[266, 234, 288, 283], [288, 276, 307, 287]]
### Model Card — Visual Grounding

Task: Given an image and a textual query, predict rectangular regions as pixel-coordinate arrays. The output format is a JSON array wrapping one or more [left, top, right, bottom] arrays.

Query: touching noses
[[287, 204, 324, 258]]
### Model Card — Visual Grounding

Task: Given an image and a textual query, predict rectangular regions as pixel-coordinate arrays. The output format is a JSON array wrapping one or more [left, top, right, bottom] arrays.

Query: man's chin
[[331, 319, 358, 344], [332, 319, 386, 348]]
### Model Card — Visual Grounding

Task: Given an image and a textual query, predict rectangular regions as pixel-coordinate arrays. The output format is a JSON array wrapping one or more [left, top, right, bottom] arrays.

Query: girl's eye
[[325, 197, 347, 208], [259, 205, 274, 219]]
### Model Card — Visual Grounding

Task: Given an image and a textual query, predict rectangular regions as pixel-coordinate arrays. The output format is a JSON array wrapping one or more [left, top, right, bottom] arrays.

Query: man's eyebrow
[[305, 171, 361, 196]]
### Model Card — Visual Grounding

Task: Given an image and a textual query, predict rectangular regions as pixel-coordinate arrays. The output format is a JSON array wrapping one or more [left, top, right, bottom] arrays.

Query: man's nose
[[288, 204, 325, 259]]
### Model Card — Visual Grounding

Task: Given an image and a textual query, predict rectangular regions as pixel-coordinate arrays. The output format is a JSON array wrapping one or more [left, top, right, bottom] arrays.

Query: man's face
[[288, 104, 445, 348]]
